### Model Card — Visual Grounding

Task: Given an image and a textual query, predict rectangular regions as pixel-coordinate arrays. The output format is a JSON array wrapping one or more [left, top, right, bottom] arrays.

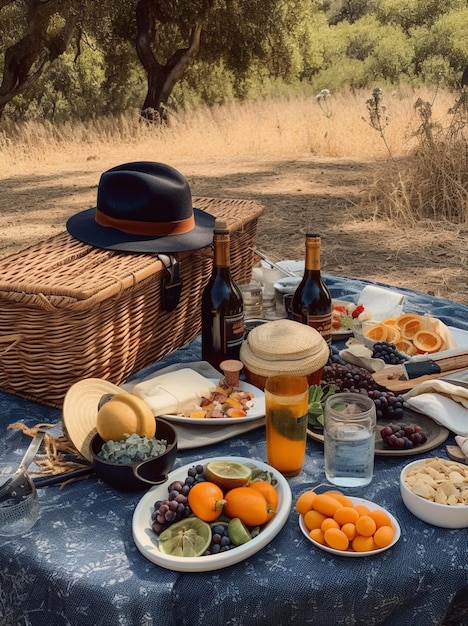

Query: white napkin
[[454, 436, 468, 461], [403, 380, 468, 436], [339, 342, 386, 372], [358, 285, 405, 321]]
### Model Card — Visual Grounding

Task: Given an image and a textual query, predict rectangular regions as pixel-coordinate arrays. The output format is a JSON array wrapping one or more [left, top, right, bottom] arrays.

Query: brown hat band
[[96, 210, 196, 237]]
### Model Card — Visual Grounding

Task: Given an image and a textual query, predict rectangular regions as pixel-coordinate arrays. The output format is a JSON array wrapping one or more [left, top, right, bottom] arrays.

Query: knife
[[402, 351, 468, 380]]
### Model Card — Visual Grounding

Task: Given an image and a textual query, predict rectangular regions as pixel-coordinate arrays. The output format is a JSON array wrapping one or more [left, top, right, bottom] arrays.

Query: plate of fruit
[[307, 346, 449, 456], [296, 489, 400, 557], [132, 456, 292, 572], [332, 300, 371, 341]]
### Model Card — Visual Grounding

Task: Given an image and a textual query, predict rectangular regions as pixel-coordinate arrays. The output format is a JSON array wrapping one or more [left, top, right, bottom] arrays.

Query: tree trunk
[[135, 0, 203, 123], [0, 0, 77, 118]]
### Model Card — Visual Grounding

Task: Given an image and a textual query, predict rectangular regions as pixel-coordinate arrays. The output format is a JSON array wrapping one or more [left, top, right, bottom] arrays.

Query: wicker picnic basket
[[0, 197, 264, 407]]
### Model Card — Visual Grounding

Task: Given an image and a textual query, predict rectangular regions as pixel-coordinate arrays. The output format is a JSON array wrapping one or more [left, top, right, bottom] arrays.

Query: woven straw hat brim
[[240, 339, 329, 378], [246, 319, 328, 361], [62, 378, 122, 462]]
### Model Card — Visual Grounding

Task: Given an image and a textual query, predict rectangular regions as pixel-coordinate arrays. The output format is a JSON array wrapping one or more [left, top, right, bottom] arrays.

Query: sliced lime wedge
[[158, 518, 212, 557], [228, 517, 253, 546]]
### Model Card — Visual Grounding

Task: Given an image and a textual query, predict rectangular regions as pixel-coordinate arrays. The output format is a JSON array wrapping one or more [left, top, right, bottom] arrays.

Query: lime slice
[[158, 518, 212, 557], [205, 460, 252, 491], [228, 517, 253, 546]]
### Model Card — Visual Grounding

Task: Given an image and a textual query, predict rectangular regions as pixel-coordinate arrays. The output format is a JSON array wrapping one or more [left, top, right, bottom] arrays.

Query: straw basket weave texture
[[0, 197, 263, 407]]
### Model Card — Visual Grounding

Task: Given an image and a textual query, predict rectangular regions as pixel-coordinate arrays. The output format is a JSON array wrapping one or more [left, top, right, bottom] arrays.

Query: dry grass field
[[1, 88, 467, 304]]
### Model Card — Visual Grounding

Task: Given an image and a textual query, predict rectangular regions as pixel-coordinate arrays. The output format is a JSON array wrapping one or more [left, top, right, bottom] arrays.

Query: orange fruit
[[333, 506, 359, 526], [223, 486, 271, 526], [295, 490, 317, 515], [187, 481, 226, 522], [311, 494, 343, 517], [400, 318, 421, 339], [249, 481, 278, 521], [355, 515, 377, 537], [352, 535, 375, 552], [303, 510, 327, 531], [373, 525, 395, 548], [394, 338, 416, 355], [310, 528, 325, 544], [413, 330, 443, 354], [395, 313, 421, 330], [324, 528, 349, 551], [384, 325, 401, 343], [321, 518, 340, 532], [322, 490, 353, 507], [354, 504, 371, 517], [370, 509, 393, 529], [364, 323, 388, 342], [341, 523, 356, 541]]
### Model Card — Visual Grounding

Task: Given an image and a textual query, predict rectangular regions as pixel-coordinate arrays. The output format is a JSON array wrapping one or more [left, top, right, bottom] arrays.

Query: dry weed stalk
[[368, 89, 468, 224]]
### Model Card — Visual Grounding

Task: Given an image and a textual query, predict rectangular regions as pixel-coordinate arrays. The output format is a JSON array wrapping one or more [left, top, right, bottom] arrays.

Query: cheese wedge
[[131, 369, 217, 416]]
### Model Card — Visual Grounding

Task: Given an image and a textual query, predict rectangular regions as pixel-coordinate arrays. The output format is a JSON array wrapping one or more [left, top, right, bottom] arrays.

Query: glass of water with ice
[[324, 393, 376, 487]]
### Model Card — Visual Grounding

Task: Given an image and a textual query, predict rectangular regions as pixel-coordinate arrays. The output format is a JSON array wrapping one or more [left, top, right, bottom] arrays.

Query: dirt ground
[[2, 154, 467, 305]]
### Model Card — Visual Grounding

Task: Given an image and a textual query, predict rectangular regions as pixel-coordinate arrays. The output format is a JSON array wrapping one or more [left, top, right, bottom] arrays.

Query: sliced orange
[[381, 317, 397, 326], [364, 323, 388, 342], [412, 330, 443, 354], [395, 313, 421, 330], [394, 339, 417, 355], [384, 325, 401, 343], [400, 318, 422, 340]]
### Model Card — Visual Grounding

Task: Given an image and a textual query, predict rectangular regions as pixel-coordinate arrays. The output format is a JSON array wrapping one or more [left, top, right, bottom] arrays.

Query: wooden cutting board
[[372, 365, 468, 393], [373, 350, 468, 393]]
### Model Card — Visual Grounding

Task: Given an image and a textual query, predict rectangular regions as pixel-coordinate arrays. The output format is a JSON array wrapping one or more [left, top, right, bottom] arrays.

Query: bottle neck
[[213, 232, 231, 268], [304, 236, 321, 272]]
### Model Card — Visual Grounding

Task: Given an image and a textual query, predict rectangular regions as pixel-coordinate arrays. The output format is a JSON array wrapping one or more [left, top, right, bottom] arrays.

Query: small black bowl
[[90, 418, 178, 491]]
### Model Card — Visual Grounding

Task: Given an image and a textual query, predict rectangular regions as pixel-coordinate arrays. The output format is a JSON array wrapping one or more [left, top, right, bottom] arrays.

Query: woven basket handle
[[0, 334, 22, 355]]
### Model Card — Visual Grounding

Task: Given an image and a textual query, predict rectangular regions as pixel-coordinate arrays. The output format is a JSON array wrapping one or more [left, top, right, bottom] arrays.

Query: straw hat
[[240, 319, 329, 378], [62, 378, 122, 461]]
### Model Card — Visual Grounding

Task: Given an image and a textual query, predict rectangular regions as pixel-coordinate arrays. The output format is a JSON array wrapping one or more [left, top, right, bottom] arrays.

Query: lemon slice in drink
[[158, 518, 212, 557], [205, 460, 252, 491]]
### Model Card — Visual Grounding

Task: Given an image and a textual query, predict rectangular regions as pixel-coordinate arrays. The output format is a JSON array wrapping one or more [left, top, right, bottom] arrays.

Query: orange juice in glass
[[265, 375, 309, 478]]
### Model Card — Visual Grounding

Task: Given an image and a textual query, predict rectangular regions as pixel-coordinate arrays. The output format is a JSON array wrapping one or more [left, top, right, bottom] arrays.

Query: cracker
[[403, 457, 468, 506]]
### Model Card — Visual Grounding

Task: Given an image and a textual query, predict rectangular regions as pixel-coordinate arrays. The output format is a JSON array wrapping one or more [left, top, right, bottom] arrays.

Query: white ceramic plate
[[132, 456, 292, 572], [159, 380, 265, 425], [298, 496, 400, 557]]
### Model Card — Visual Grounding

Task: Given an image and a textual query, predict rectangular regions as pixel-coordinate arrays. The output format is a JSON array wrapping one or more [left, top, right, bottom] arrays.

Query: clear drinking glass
[[0, 470, 39, 536], [324, 392, 376, 487], [265, 375, 309, 478]]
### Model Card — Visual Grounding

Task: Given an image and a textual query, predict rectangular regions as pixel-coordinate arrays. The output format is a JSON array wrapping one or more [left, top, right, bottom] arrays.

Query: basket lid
[[239, 319, 329, 377]]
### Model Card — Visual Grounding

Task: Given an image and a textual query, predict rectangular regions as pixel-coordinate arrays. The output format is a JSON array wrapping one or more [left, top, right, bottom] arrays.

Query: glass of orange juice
[[265, 375, 309, 478]]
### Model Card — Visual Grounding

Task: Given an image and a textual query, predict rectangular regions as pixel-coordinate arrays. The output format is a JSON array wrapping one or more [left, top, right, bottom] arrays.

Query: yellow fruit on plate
[[384, 325, 401, 343], [364, 323, 388, 342], [394, 339, 417, 356], [412, 330, 443, 354], [395, 313, 421, 330], [400, 318, 422, 340], [96, 393, 156, 442]]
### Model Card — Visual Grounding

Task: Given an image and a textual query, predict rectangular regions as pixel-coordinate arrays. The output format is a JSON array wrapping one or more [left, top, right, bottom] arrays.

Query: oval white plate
[[299, 496, 400, 557], [160, 380, 265, 425], [133, 456, 292, 572]]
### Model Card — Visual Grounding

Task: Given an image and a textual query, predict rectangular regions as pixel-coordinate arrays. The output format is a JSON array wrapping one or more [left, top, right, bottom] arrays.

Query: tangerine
[[413, 330, 443, 354], [322, 490, 353, 507], [333, 506, 359, 526], [370, 509, 393, 529], [352, 535, 375, 552], [311, 494, 343, 517], [187, 481, 226, 522], [223, 486, 271, 526], [249, 481, 278, 521], [355, 515, 377, 537], [373, 525, 395, 548], [364, 323, 388, 342], [295, 490, 317, 515], [310, 528, 325, 544], [303, 510, 327, 531], [324, 528, 349, 551]]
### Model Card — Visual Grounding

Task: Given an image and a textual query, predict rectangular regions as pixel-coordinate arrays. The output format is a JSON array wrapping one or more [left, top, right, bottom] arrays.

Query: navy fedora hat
[[66, 161, 216, 253]]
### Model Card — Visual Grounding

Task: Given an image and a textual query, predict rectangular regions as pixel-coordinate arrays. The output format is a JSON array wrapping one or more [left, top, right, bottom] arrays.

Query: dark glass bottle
[[291, 233, 332, 345], [201, 219, 244, 369]]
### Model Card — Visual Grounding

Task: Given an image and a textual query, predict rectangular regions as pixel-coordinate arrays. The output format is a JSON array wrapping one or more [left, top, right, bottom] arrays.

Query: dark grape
[[379, 422, 428, 449], [371, 341, 410, 365], [151, 464, 207, 536], [204, 522, 236, 555], [367, 389, 405, 420]]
